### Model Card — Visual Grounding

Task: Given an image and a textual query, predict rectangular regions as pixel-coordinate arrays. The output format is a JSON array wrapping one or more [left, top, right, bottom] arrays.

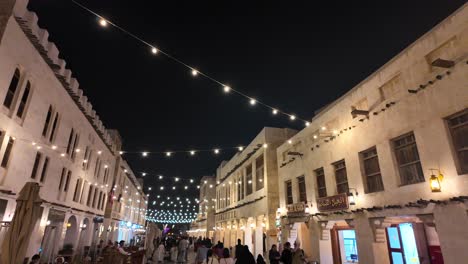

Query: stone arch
[[63, 215, 79, 249]]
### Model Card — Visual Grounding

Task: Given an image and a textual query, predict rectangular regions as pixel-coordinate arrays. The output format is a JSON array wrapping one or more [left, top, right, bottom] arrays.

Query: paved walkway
[[159, 250, 197, 264]]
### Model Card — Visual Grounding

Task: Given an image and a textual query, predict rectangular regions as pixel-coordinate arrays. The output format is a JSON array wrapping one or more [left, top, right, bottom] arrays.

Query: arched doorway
[[77, 218, 90, 254], [63, 215, 79, 249]]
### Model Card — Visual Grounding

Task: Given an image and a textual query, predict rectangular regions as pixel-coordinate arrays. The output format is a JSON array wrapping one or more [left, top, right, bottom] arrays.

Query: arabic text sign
[[317, 193, 349, 211]]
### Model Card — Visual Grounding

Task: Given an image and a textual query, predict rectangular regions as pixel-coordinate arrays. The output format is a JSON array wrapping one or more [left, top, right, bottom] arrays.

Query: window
[[16, 81, 31, 119], [94, 158, 101, 178], [66, 129, 74, 155], [86, 186, 94, 206], [315, 168, 327, 198], [256, 155, 264, 191], [360, 147, 384, 193], [92, 189, 98, 208], [297, 176, 307, 203], [42, 106, 53, 137], [73, 179, 81, 202], [48, 113, 59, 142], [237, 175, 241, 201], [71, 133, 79, 160], [447, 109, 468, 174], [285, 180, 293, 204], [103, 167, 109, 184], [392, 132, 424, 185], [3, 69, 20, 109], [97, 191, 103, 209], [82, 146, 90, 169], [246, 165, 253, 195], [58, 168, 66, 190], [39, 157, 49, 183], [30, 152, 42, 179], [1, 136, 15, 168], [333, 160, 349, 194], [64, 170, 71, 192]]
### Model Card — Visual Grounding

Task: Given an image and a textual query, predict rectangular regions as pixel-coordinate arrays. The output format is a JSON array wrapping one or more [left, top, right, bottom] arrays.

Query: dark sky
[[28, 0, 466, 212]]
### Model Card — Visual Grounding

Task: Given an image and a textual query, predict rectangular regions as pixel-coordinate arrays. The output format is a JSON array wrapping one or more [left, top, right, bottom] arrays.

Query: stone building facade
[[190, 175, 216, 239], [214, 127, 296, 257], [276, 3, 468, 264], [0, 0, 146, 262]]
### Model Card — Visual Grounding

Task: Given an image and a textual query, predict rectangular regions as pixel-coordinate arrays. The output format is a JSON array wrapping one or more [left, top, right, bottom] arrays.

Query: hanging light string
[[70, 0, 310, 126]]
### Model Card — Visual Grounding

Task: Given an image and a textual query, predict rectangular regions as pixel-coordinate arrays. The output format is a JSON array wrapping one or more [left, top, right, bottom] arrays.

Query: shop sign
[[287, 203, 305, 215], [317, 193, 349, 211]]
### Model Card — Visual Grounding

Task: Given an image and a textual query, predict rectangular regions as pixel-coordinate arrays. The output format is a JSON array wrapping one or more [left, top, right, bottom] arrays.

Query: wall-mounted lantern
[[429, 169, 444, 192]]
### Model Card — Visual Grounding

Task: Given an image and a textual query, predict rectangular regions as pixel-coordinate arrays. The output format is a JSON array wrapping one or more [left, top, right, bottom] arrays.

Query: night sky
[[27, 0, 466, 212]]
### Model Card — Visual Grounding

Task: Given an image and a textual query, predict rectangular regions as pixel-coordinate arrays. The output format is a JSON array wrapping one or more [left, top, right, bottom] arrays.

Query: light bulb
[[119, 151, 124, 155], [151, 47, 158, 54], [288, 140, 292, 144], [313, 135, 318, 139], [142, 172, 146, 176], [51, 145, 57, 150], [305, 122, 310, 127], [214, 149, 220, 154], [191, 69, 198, 76], [272, 109, 278, 115], [223, 86, 231, 93], [238, 146, 244, 151], [249, 98, 256, 105], [159, 175, 163, 179], [99, 18, 108, 27], [166, 152, 172, 157], [263, 143, 268, 148], [142, 152, 148, 157], [290, 115, 296, 120], [321, 126, 327, 131], [175, 178, 179, 182], [190, 150, 195, 155]]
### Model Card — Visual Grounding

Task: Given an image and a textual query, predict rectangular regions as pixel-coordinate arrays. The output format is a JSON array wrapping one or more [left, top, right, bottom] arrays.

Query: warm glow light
[[52, 145, 57, 150], [142, 152, 148, 157], [190, 179, 194, 183], [36, 146, 42, 150], [190, 150, 195, 155], [249, 98, 256, 105], [197, 185, 200, 189], [166, 152, 172, 157], [333, 130, 338, 135], [209, 185, 213, 188], [288, 140, 292, 144], [305, 122, 310, 127], [119, 151, 124, 155], [263, 143, 268, 148], [159, 175, 163, 179], [99, 18, 108, 27], [191, 69, 198, 76], [175, 178, 179, 182], [75, 149, 80, 153], [160, 186, 164, 190], [238, 146, 244, 151], [151, 47, 158, 54], [313, 135, 318, 139], [184, 186, 188, 189], [430, 174, 441, 192], [214, 149, 220, 154], [321, 126, 327, 131], [290, 115, 296, 120], [223, 86, 230, 93], [97, 150, 102, 155], [142, 172, 146, 176], [272, 109, 278, 115]]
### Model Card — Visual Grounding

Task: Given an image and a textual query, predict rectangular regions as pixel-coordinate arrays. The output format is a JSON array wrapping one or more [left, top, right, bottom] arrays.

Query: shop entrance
[[331, 226, 358, 264], [385, 223, 432, 264]]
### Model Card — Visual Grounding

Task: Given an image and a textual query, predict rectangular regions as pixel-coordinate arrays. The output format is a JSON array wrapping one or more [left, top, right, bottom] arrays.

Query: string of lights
[[70, 0, 311, 126]]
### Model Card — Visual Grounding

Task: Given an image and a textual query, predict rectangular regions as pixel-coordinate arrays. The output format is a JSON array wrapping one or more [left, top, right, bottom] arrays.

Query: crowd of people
[[149, 235, 308, 264]]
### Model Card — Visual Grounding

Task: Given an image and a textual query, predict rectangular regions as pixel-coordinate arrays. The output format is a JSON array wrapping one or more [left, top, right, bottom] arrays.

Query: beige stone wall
[[277, 3, 468, 264]]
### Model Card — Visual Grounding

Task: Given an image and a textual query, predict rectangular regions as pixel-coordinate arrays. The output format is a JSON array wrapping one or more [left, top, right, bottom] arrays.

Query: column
[[433, 203, 468, 264], [353, 215, 375, 264], [307, 219, 321, 262], [254, 225, 263, 257], [244, 225, 253, 252]]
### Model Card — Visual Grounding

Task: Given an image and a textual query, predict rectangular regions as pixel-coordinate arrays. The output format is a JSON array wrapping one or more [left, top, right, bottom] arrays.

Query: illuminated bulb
[[204, 181, 207, 184], [272, 109, 278, 115], [160, 186, 164, 190], [333, 130, 338, 135], [190, 179, 194, 183], [209, 185, 213, 188], [32, 142, 36, 146], [104, 165, 108, 168], [159, 175, 163, 179], [83, 159, 88, 163], [119, 151, 124, 155], [313, 135, 318, 139], [214, 149, 220, 154], [288, 140, 292, 144], [51, 145, 57, 150], [151, 47, 158, 54], [229, 181, 232, 184], [142, 172, 146, 176], [166, 152, 171, 157], [36, 146, 41, 150], [97, 150, 102, 155], [184, 186, 188, 190], [217, 181, 220, 184], [290, 115, 296, 120], [190, 150, 195, 156], [124, 169, 128, 173], [175, 178, 179, 182], [305, 122, 310, 127], [197, 185, 200, 189], [223, 86, 231, 93], [321, 126, 327, 131], [172, 186, 176, 190], [263, 143, 268, 149], [99, 18, 108, 27], [191, 69, 198, 76], [249, 98, 256, 105], [142, 152, 148, 157], [60, 153, 65, 157], [238, 146, 244, 151]]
